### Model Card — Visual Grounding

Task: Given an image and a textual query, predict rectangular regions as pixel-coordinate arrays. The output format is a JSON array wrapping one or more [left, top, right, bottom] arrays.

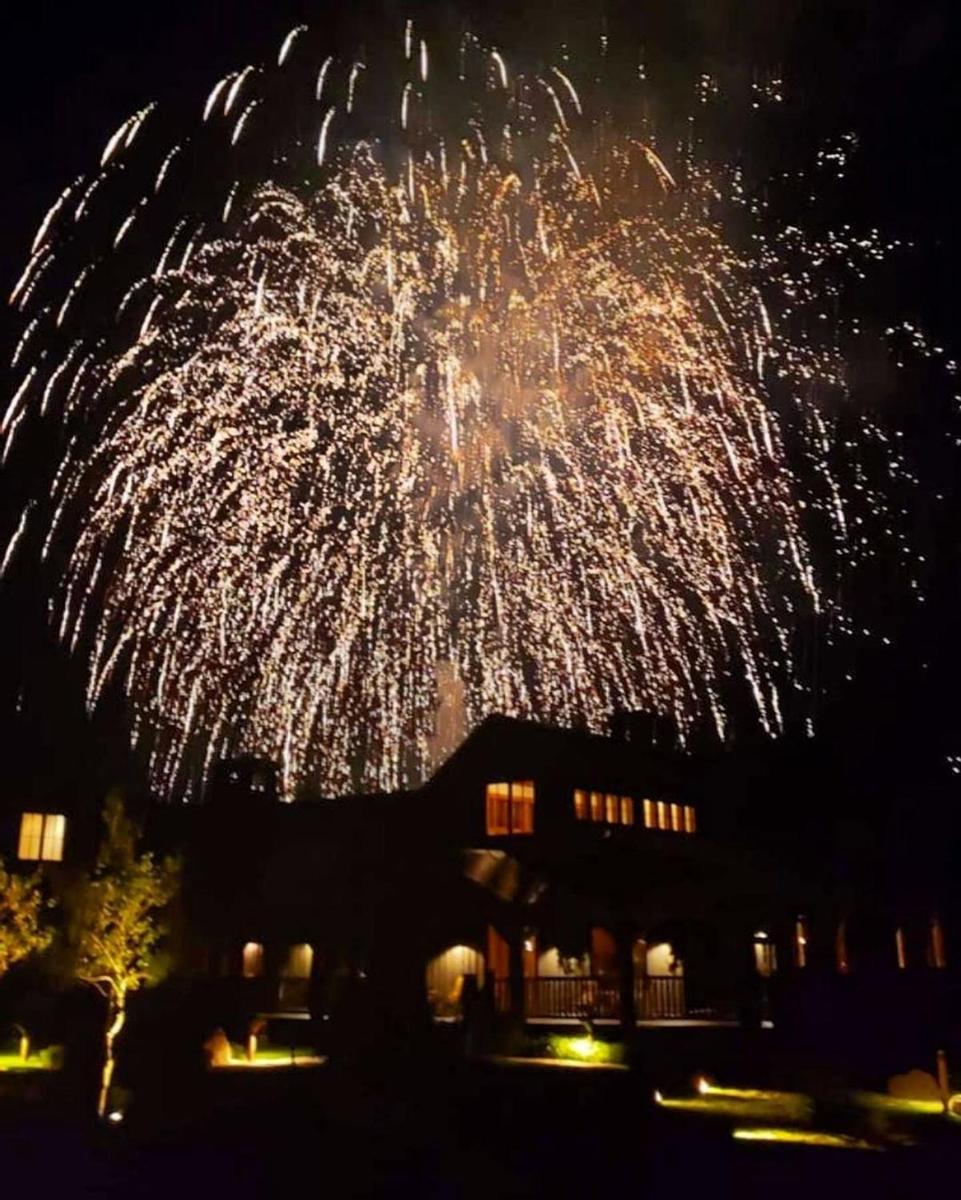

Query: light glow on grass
[[658, 1087, 813, 1123], [0, 1046, 62, 1072], [546, 1034, 625, 1065], [210, 1044, 325, 1070], [732, 1127, 881, 1151], [851, 1090, 945, 1116]]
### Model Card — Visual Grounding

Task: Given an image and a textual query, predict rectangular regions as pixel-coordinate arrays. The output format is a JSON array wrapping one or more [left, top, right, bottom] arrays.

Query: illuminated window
[[670, 803, 682, 832], [794, 917, 808, 969], [511, 781, 535, 834], [928, 915, 946, 969], [17, 812, 65, 862], [242, 942, 264, 978], [486, 781, 535, 835], [486, 783, 510, 835], [590, 791, 603, 822], [573, 789, 588, 821], [683, 805, 696, 833], [605, 794, 619, 824], [656, 800, 669, 830], [620, 797, 634, 826], [643, 799, 655, 829], [753, 932, 777, 978]]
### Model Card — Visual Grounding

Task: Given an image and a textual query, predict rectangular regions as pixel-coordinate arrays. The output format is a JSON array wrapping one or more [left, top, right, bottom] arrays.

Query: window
[[511, 781, 535, 834], [835, 920, 849, 974], [640, 799, 695, 834], [18, 812, 66, 862], [794, 917, 808, 968], [574, 790, 636, 826], [486, 781, 535, 835], [753, 931, 777, 978], [928, 915, 947, 969], [486, 783, 510, 835], [242, 942, 264, 978], [895, 927, 907, 970]]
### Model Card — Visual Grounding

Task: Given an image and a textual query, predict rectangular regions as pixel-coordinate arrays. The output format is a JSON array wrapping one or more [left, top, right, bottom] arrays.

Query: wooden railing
[[277, 977, 310, 1011], [636, 974, 686, 1019], [490, 974, 688, 1020], [525, 976, 620, 1019]]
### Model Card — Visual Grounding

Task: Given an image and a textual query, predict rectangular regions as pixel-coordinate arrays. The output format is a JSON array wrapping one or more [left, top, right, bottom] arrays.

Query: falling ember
[[4, 24, 922, 799]]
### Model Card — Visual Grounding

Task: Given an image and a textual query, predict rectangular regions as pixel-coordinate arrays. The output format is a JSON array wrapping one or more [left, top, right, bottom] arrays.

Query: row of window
[[17, 812, 66, 862], [484, 783, 696, 837], [753, 915, 948, 975], [573, 790, 696, 834]]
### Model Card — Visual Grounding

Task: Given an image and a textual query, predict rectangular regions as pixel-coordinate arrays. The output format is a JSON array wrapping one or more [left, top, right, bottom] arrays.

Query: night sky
[[1, 0, 959, 834]]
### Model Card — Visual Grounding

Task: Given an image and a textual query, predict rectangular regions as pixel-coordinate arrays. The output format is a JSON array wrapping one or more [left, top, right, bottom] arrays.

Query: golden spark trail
[[3, 24, 923, 799]]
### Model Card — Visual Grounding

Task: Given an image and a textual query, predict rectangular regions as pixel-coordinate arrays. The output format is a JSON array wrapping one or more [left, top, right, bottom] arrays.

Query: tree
[[66, 793, 180, 1117], [0, 858, 51, 978]]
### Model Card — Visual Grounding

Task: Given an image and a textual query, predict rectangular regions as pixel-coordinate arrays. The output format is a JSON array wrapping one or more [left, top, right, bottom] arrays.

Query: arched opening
[[242, 941, 264, 978], [636, 934, 686, 1019], [425, 944, 485, 1020]]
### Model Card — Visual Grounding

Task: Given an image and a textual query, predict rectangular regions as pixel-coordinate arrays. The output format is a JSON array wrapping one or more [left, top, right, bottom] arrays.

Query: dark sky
[[1, 0, 959, 817]]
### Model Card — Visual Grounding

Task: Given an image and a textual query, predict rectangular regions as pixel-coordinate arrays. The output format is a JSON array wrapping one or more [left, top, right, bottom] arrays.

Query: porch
[[493, 975, 733, 1023]]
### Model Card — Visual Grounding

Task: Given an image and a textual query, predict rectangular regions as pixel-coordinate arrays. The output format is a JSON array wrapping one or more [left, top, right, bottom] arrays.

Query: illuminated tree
[[65, 794, 179, 1117], [0, 857, 51, 978]]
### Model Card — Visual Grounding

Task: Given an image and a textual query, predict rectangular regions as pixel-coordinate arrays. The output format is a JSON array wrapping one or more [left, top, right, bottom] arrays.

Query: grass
[[654, 1080, 961, 1153], [209, 1043, 324, 1069], [0, 1045, 62, 1072]]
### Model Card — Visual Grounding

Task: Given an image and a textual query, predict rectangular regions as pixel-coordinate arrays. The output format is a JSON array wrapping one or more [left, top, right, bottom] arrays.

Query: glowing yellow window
[[590, 791, 603, 822], [486, 783, 510, 835], [656, 800, 669, 830], [18, 812, 65, 862], [487, 781, 535, 835], [684, 805, 696, 833], [605, 794, 619, 824], [511, 781, 535, 834], [620, 797, 634, 826], [643, 799, 655, 829], [670, 803, 682, 832], [573, 790, 588, 821]]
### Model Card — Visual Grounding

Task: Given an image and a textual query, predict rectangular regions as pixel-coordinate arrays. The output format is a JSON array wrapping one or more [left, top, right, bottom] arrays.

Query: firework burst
[[4, 23, 917, 797]]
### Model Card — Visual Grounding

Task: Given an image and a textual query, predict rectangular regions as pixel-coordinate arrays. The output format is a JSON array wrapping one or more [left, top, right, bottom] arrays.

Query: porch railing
[[525, 975, 621, 1019], [636, 974, 686, 1019], [490, 974, 688, 1021]]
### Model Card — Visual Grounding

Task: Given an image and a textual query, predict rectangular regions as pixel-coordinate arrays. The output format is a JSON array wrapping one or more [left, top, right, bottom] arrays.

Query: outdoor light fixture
[[696, 1076, 712, 1095]]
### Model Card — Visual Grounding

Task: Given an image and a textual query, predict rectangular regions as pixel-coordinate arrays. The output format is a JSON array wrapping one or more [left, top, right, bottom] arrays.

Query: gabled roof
[[423, 712, 694, 796]]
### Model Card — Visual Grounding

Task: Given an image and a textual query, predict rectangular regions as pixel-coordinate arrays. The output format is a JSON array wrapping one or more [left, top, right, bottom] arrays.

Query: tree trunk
[[97, 992, 126, 1119]]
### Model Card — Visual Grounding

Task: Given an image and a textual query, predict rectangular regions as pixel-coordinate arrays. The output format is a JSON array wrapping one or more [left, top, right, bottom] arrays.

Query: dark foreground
[[5, 1052, 961, 1199]]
